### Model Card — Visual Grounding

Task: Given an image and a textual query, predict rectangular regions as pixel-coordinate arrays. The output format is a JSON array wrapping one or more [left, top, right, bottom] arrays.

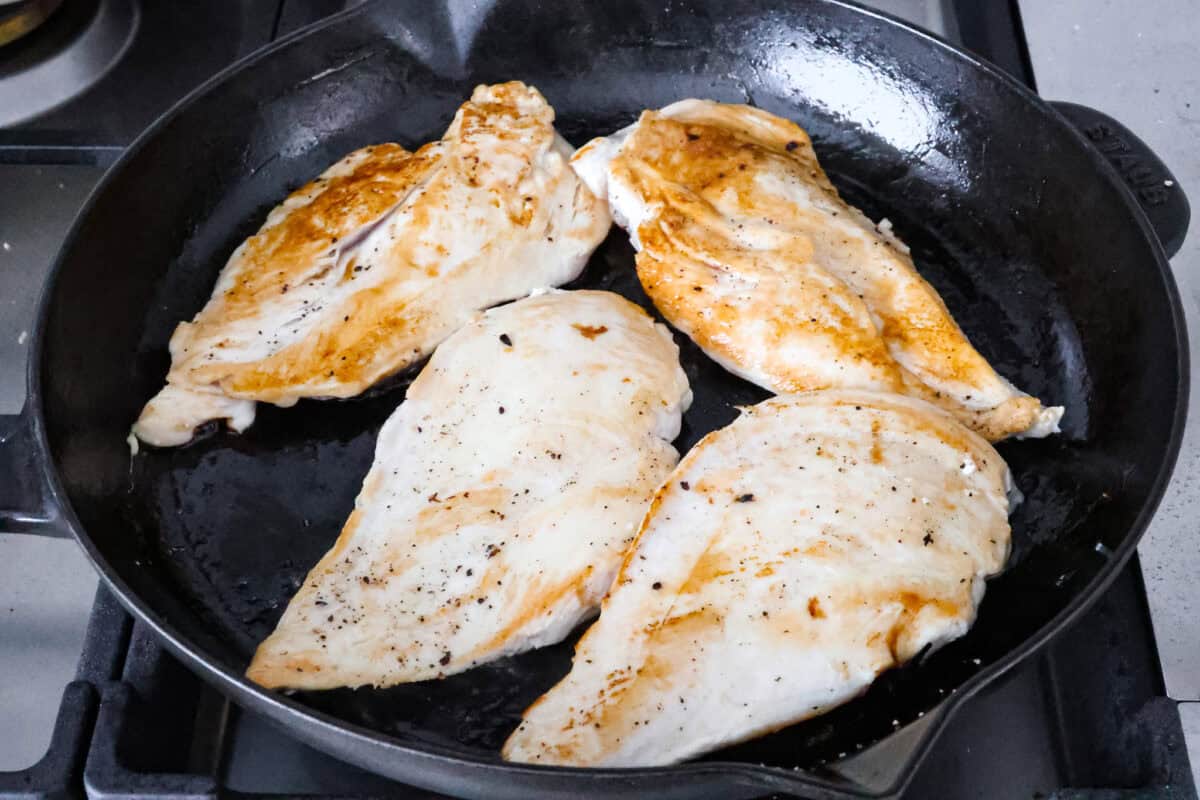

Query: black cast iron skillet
[[0, 1, 1191, 797]]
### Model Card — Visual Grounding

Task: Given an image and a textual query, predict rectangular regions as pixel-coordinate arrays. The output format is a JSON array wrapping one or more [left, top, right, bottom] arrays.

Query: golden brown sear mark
[[572, 323, 609, 339], [807, 597, 825, 619]]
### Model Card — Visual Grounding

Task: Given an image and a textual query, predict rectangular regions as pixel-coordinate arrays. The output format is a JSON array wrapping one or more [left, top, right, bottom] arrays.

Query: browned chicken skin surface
[[572, 99, 1062, 441], [134, 82, 610, 447]]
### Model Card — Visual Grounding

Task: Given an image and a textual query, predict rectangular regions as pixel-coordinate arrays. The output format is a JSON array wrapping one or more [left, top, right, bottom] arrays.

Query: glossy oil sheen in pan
[[33, 1, 1185, 798]]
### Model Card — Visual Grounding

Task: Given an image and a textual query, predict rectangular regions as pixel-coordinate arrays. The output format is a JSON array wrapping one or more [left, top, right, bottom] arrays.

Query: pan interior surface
[[38, 0, 1181, 782]]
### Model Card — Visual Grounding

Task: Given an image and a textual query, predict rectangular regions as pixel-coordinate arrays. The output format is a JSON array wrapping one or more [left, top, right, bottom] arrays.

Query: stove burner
[[0, 0, 136, 127]]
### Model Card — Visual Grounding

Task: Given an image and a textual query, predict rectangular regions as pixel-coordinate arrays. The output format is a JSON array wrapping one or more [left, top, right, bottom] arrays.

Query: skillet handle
[[0, 404, 71, 538], [1050, 101, 1190, 259]]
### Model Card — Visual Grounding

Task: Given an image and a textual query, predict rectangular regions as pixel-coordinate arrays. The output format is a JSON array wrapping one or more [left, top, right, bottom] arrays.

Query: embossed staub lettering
[[1083, 123, 1170, 206]]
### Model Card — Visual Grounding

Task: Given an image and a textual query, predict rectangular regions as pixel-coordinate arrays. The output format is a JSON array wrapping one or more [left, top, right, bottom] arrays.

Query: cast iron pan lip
[[26, 0, 1190, 795]]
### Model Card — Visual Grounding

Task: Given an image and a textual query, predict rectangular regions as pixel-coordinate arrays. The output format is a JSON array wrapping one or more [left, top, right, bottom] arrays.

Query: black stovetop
[[0, 2, 1195, 798]]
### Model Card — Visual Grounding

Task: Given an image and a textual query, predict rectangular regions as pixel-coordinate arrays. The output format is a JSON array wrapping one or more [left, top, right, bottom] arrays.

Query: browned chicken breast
[[246, 290, 691, 690], [133, 82, 610, 447], [505, 390, 1012, 766], [571, 99, 1061, 441]]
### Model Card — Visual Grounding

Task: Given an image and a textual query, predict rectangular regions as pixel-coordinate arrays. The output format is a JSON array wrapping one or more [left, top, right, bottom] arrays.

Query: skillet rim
[[26, 0, 1189, 795]]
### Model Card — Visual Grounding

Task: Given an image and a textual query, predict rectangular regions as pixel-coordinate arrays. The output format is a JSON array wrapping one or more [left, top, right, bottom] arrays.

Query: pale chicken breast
[[504, 390, 1011, 767], [134, 82, 610, 447], [246, 290, 692, 690], [572, 99, 1062, 442]]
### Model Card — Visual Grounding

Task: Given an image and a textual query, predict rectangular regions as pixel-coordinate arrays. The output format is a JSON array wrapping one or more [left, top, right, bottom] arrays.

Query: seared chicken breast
[[572, 99, 1061, 441], [504, 390, 1011, 766], [134, 82, 610, 447], [246, 290, 692, 690]]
